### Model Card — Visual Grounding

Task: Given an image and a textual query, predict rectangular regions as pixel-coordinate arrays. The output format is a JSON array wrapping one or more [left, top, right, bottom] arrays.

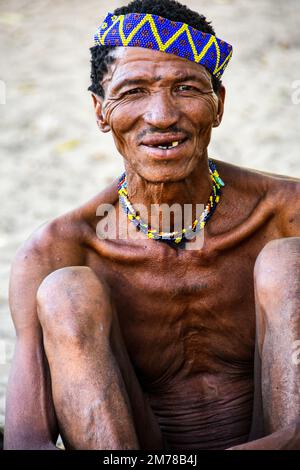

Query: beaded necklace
[[118, 158, 225, 248]]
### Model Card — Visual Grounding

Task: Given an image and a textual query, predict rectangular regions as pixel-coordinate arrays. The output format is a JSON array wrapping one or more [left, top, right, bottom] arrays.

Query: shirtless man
[[4, 0, 300, 450]]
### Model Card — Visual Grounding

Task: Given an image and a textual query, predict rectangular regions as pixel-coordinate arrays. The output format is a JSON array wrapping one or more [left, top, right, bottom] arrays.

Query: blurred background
[[0, 0, 299, 435]]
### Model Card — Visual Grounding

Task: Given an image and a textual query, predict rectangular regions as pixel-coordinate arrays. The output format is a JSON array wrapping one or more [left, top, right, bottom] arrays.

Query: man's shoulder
[[217, 158, 298, 180], [215, 158, 300, 236], [14, 213, 86, 273], [216, 158, 300, 195], [16, 177, 120, 265]]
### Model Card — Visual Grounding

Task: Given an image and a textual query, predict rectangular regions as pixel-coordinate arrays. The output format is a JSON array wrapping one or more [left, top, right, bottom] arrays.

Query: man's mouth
[[147, 140, 182, 150], [140, 135, 188, 152]]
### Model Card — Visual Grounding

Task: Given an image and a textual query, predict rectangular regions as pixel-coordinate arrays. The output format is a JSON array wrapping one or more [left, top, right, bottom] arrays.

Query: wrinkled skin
[[4, 47, 300, 450]]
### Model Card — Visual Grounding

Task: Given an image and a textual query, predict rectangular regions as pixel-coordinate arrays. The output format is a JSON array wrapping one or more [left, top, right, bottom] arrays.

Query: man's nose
[[143, 91, 180, 129]]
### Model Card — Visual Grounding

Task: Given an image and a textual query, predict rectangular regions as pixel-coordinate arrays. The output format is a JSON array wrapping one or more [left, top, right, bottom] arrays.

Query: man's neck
[[123, 155, 213, 233]]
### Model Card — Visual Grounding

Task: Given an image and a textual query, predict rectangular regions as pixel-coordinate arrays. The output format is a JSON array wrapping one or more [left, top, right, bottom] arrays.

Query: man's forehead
[[106, 46, 212, 84]]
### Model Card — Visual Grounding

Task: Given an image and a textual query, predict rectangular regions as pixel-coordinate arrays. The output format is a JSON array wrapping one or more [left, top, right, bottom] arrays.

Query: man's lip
[[140, 134, 187, 147], [140, 139, 188, 159]]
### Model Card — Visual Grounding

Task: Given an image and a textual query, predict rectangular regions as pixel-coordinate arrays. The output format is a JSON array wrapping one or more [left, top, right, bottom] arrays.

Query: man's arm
[[4, 219, 86, 449], [230, 182, 300, 450], [4, 179, 119, 449], [228, 419, 300, 450]]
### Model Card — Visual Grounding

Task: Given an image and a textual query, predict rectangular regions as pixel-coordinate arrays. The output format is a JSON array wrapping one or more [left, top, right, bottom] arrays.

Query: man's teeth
[[156, 141, 180, 150]]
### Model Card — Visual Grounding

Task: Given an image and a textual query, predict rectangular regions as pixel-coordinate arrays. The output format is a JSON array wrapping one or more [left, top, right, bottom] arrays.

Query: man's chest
[[87, 240, 258, 387]]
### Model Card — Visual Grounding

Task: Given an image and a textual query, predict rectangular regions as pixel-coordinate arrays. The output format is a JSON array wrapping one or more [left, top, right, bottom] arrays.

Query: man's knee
[[254, 237, 300, 290], [254, 237, 300, 318], [36, 266, 113, 343]]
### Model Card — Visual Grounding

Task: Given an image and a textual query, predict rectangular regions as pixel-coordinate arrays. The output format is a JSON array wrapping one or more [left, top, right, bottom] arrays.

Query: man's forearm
[[228, 419, 300, 450]]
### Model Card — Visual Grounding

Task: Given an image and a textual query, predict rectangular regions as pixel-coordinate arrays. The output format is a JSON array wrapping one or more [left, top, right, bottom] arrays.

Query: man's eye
[[177, 85, 197, 92], [124, 88, 144, 96]]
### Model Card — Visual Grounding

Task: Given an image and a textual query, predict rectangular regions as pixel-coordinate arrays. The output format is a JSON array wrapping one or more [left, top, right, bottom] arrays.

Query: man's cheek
[[194, 95, 218, 122], [195, 121, 214, 146], [110, 123, 134, 157], [107, 103, 139, 133], [104, 100, 121, 124], [104, 97, 135, 125]]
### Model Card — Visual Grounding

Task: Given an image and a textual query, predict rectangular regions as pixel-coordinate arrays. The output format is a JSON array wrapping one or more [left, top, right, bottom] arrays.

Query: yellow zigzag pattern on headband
[[96, 13, 233, 78]]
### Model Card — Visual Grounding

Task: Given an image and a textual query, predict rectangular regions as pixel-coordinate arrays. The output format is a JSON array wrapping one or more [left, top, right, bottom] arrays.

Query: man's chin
[[133, 166, 193, 184], [123, 151, 199, 183]]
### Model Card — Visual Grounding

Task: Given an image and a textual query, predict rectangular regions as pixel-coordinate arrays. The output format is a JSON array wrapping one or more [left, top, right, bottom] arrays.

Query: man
[[4, 0, 300, 450]]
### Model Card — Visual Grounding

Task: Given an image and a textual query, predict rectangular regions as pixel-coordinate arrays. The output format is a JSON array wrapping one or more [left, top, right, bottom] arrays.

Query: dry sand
[[0, 0, 300, 429]]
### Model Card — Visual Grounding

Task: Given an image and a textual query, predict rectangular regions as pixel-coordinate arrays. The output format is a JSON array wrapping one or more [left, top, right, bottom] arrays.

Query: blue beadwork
[[94, 12, 233, 79]]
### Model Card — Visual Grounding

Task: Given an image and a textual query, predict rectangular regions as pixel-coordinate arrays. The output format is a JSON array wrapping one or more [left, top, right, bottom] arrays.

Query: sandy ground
[[0, 0, 299, 430]]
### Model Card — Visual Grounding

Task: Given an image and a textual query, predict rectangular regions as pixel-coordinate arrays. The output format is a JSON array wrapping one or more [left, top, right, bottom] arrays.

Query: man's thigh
[[109, 304, 167, 450]]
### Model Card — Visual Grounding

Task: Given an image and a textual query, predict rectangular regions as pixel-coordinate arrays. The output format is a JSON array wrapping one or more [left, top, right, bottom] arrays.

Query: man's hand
[[227, 418, 300, 450]]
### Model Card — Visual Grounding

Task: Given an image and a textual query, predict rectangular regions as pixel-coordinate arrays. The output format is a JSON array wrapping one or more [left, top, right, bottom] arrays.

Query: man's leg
[[36, 266, 164, 450], [253, 237, 300, 434]]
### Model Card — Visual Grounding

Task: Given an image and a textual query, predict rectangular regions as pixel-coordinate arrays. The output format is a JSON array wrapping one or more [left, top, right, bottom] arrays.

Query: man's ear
[[213, 85, 226, 128], [91, 93, 111, 133]]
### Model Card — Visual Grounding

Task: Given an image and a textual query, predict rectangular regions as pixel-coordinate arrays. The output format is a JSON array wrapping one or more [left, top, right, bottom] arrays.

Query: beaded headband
[[94, 12, 233, 79]]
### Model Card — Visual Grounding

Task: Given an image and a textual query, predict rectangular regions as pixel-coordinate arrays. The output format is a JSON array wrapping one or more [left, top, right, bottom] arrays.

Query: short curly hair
[[88, 0, 222, 98]]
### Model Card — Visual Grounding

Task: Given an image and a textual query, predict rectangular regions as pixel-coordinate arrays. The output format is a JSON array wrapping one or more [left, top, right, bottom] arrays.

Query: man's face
[[95, 47, 225, 183]]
